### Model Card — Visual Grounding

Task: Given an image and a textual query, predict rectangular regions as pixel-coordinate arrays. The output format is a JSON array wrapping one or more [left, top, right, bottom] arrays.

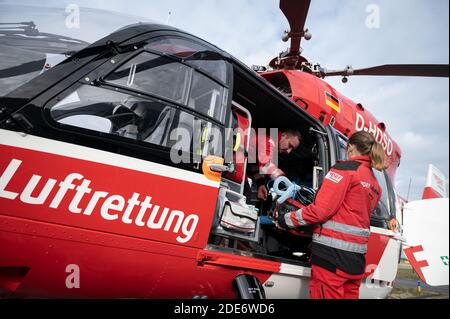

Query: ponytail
[[348, 131, 385, 171], [370, 142, 385, 171]]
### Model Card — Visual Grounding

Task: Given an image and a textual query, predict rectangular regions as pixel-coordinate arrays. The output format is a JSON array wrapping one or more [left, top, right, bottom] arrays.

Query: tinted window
[[145, 36, 228, 84], [105, 50, 228, 124], [50, 85, 222, 158], [189, 71, 227, 123], [105, 52, 191, 104], [146, 36, 208, 58]]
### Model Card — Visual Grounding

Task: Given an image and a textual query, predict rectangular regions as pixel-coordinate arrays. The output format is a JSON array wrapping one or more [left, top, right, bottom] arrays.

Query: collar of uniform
[[348, 155, 371, 167]]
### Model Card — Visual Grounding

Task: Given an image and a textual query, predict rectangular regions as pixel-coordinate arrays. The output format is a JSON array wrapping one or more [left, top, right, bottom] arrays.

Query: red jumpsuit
[[247, 131, 284, 187], [283, 156, 381, 299]]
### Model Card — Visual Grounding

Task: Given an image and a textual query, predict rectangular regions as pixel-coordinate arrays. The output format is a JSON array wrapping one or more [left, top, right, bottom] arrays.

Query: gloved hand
[[273, 209, 291, 230]]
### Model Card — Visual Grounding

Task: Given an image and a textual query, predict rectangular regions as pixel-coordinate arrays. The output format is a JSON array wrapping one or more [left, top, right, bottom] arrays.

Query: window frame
[[336, 134, 349, 161], [42, 32, 234, 168], [143, 35, 231, 87], [100, 48, 230, 126], [45, 82, 226, 165], [370, 169, 397, 229]]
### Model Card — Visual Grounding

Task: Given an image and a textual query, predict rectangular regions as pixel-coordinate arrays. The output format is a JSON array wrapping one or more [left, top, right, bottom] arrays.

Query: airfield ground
[[388, 260, 449, 299]]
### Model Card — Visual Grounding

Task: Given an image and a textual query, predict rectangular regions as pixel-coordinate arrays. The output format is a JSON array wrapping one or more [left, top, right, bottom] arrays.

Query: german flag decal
[[325, 92, 340, 113]]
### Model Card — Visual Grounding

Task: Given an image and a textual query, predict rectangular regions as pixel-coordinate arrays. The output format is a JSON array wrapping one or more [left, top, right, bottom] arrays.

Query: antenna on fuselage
[[166, 11, 172, 24]]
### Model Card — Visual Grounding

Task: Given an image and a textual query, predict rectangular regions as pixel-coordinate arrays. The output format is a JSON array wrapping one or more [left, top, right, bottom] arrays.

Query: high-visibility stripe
[[284, 213, 295, 228], [270, 168, 283, 179], [293, 209, 308, 226], [285, 209, 307, 228], [322, 220, 370, 238], [259, 162, 282, 179], [290, 213, 301, 227], [233, 132, 241, 152], [312, 234, 368, 254], [259, 162, 272, 174]]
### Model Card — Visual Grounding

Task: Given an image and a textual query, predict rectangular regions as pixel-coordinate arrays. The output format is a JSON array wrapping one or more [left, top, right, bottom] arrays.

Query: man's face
[[279, 133, 300, 155]]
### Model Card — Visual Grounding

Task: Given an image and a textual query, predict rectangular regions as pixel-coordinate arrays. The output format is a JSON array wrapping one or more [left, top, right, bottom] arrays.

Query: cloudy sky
[[2, 0, 449, 200]]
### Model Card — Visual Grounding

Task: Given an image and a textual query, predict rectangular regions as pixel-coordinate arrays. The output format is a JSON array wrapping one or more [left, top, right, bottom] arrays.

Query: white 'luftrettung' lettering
[[0, 158, 199, 244]]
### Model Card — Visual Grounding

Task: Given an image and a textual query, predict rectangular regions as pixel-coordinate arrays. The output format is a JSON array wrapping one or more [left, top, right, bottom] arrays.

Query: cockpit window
[[105, 52, 191, 104], [189, 71, 227, 123], [0, 4, 157, 97], [145, 36, 229, 84], [146, 36, 206, 58], [49, 85, 223, 159], [104, 47, 229, 124]]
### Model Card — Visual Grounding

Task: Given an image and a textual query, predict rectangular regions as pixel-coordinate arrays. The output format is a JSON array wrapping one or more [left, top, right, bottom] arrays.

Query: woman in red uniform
[[277, 131, 385, 299]]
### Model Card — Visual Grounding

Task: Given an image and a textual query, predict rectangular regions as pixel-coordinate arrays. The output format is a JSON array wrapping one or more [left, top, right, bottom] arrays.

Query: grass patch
[[396, 267, 420, 281], [388, 287, 446, 299]]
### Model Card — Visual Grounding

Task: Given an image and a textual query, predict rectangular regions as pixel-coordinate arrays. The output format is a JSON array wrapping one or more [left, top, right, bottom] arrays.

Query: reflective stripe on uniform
[[285, 209, 308, 228], [322, 220, 370, 238], [259, 162, 276, 174], [312, 233, 368, 254], [270, 168, 283, 179], [293, 209, 308, 226], [284, 213, 295, 228], [259, 162, 283, 179]]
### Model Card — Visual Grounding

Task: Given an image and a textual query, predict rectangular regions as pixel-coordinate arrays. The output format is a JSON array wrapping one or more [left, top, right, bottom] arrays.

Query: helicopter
[[0, 0, 448, 299]]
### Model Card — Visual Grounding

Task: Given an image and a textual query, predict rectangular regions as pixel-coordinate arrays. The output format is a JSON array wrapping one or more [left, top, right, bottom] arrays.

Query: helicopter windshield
[[0, 3, 153, 97]]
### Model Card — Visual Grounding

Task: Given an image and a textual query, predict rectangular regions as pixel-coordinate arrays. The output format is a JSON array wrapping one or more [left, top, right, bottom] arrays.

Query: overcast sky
[[2, 0, 449, 200]]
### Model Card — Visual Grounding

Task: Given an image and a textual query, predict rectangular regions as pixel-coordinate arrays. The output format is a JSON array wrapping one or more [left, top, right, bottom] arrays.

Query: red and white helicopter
[[0, 1, 448, 298]]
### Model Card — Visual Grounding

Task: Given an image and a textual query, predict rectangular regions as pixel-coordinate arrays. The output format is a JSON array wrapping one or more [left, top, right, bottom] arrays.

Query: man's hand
[[257, 185, 268, 201]]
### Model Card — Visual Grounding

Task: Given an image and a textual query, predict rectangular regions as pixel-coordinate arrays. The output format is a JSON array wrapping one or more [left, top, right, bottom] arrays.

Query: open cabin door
[[209, 102, 261, 243]]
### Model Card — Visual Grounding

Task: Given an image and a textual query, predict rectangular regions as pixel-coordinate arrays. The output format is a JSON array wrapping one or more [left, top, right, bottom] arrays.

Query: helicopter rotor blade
[[280, 0, 311, 55], [324, 64, 449, 78]]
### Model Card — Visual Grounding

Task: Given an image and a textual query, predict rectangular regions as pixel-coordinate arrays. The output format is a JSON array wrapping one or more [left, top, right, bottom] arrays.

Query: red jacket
[[286, 156, 382, 275]]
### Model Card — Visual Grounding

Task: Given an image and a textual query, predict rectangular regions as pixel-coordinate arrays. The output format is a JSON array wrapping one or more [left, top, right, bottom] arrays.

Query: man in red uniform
[[247, 129, 302, 200], [276, 131, 384, 299]]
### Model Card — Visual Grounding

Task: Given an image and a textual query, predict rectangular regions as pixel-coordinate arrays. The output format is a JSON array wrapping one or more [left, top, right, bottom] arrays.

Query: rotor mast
[[271, 0, 312, 70]]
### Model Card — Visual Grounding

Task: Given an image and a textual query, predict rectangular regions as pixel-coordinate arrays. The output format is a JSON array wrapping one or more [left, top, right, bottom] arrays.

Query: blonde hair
[[348, 131, 385, 171]]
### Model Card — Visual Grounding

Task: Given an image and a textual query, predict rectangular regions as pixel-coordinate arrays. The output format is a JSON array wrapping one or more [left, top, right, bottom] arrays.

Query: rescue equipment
[[270, 176, 315, 206], [220, 191, 259, 233], [268, 176, 315, 236]]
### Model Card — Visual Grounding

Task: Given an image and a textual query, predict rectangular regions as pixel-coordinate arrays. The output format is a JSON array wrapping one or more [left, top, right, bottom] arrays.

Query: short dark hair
[[282, 129, 302, 142]]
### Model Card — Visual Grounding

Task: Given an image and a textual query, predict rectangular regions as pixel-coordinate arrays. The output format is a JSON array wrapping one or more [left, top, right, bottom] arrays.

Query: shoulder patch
[[325, 171, 344, 183], [333, 161, 361, 171]]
